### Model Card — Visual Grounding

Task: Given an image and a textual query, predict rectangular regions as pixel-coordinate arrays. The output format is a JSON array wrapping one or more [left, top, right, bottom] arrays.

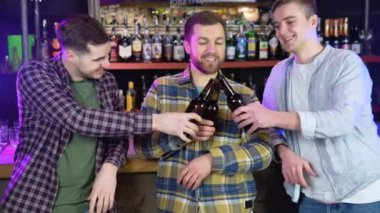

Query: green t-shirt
[[53, 79, 99, 213]]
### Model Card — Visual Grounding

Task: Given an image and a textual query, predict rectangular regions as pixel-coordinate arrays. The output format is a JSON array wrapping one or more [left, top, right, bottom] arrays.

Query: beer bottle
[[184, 78, 219, 139], [185, 78, 216, 117], [217, 75, 252, 132], [203, 82, 219, 124]]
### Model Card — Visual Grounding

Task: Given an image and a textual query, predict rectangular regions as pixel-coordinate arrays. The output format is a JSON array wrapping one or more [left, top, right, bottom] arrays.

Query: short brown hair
[[184, 11, 226, 42], [271, 0, 317, 18], [56, 15, 109, 53]]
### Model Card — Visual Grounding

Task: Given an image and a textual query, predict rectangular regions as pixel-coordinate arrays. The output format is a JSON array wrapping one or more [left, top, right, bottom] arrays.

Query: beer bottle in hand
[[217, 75, 252, 132], [203, 83, 219, 124], [184, 78, 218, 139], [185, 78, 216, 116]]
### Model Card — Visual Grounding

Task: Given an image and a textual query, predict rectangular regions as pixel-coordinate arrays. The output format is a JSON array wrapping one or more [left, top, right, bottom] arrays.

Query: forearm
[[271, 110, 300, 131], [104, 139, 129, 167], [210, 141, 272, 175]]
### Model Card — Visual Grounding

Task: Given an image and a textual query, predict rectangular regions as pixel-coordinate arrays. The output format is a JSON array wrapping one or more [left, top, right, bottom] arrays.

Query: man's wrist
[[152, 114, 159, 131], [276, 144, 290, 160], [101, 162, 118, 174]]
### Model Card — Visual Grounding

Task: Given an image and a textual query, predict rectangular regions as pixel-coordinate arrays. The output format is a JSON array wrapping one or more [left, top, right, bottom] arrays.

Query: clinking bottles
[[217, 75, 251, 132], [184, 78, 219, 139], [186, 78, 219, 123]]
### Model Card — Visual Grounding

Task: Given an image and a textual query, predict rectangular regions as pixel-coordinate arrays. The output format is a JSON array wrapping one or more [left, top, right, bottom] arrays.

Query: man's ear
[[66, 49, 77, 61], [184, 40, 191, 54], [310, 14, 318, 28]]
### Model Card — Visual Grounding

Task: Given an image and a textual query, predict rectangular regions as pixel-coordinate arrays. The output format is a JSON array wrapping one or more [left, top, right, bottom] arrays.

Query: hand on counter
[[88, 163, 118, 213], [177, 153, 212, 190]]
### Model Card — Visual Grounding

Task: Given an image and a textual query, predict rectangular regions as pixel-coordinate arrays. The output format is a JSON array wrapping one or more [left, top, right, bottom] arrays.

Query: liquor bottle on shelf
[[132, 23, 143, 62], [109, 26, 119, 62], [218, 75, 252, 132], [40, 19, 50, 60], [51, 22, 61, 58], [173, 27, 185, 62], [125, 81, 136, 112], [0, 55, 12, 73], [163, 24, 173, 62], [258, 32, 269, 60], [246, 25, 257, 60], [137, 75, 147, 109], [152, 16, 163, 62], [323, 19, 331, 46], [268, 30, 279, 60], [142, 27, 152, 62], [235, 24, 247, 61], [351, 25, 363, 55], [332, 19, 340, 49], [226, 31, 236, 61], [118, 28, 132, 62], [317, 17, 324, 44], [11, 47, 22, 71], [340, 17, 351, 50]]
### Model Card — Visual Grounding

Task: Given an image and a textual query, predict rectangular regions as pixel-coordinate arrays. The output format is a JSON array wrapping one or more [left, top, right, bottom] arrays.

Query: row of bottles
[[109, 21, 289, 63], [320, 17, 363, 55], [226, 24, 287, 61], [38, 19, 61, 60], [110, 16, 187, 63]]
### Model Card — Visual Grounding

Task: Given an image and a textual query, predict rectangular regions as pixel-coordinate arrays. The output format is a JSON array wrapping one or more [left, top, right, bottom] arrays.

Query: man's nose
[[102, 58, 110, 68]]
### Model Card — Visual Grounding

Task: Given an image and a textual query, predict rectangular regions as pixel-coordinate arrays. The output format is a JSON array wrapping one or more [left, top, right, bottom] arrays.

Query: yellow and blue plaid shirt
[[135, 68, 272, 213]]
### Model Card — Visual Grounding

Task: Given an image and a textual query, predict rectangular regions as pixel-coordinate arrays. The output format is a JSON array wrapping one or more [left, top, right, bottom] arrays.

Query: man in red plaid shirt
[[1, 15, 201, 213]]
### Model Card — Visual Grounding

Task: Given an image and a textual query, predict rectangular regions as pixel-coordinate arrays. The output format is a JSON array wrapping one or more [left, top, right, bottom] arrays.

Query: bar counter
[[0, 145, 159, 178]]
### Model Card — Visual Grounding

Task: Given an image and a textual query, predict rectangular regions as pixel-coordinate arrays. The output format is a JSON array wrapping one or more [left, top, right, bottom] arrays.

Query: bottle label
[[226, 46, 236, 60], [110, 48, 118, 62], [236, 38, 247, 59], [269, 37, 279, 58], [143, 43, 152, 61], [247, 38, 256, 57], [119, 45, 132, 59], [152, 43, 162, 59], [173, 46, 184, 61], [259, 41, 269, 60], [164, 44, 173, 60], [132, 40, 142, 52]]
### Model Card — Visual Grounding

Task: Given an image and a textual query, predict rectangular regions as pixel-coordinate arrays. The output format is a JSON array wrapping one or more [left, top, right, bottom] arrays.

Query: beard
[[191, 53, 224, 75]]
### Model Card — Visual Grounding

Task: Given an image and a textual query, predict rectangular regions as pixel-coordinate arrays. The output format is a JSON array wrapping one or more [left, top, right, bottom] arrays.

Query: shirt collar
[[286, 45, 333, 68], [177, 65, 224, 85]]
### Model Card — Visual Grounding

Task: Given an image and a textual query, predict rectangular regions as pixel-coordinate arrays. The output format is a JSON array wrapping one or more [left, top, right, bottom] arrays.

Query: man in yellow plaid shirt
[[135, 11, 273, 213]]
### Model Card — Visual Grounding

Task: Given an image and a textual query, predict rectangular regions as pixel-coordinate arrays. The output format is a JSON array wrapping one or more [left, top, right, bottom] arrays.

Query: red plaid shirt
[[1, 56, 152, 212]]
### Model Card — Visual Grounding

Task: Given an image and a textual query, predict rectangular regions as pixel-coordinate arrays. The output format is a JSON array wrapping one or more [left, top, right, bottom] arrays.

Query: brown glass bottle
[[203, 82, 220, 124], [184, 78, 219, 139], [218, 75, 252, 132], [185, 78, 216, 117]]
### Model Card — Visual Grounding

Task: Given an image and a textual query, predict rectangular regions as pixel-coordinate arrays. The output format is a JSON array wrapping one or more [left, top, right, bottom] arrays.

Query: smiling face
[[272, 2, 317, 54], [68, 42, 111, 81], [184, 23, 226, 75]]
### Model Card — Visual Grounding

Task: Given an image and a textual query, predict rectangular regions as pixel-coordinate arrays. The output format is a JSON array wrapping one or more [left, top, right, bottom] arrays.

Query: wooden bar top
[[0, 146, 158, 178]]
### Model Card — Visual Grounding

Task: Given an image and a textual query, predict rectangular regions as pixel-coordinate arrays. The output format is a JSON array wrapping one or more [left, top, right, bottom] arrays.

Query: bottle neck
[[218, 75, 235, 97], [199, 78, 216, 99]]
